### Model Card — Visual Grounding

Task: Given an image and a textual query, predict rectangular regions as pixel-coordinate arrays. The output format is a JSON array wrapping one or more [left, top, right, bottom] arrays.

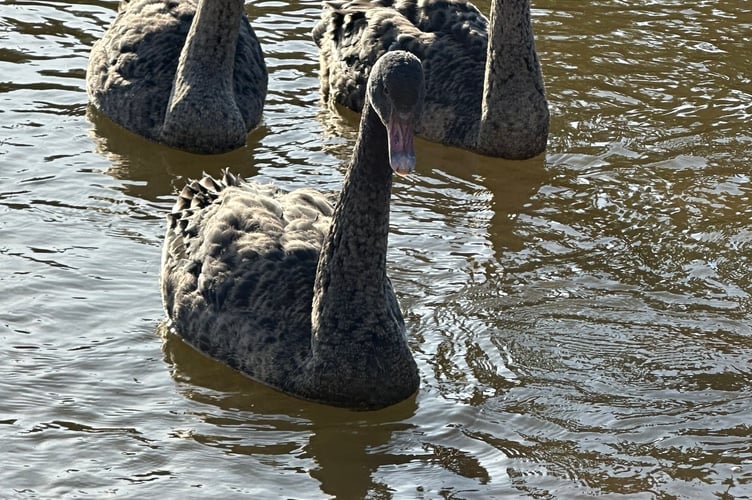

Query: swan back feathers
[[314, 0, 488, 146]]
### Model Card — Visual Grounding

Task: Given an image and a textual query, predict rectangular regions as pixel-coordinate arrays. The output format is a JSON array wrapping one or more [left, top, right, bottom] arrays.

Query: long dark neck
[[176, 0, 243, 88], [311, 101, 393, 338], [160, 0, 247, 152], [477, 0, 549, 159]]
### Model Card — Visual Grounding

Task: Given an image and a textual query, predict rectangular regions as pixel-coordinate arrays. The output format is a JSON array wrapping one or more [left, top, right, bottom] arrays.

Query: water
[[1, 0, 751, 497]]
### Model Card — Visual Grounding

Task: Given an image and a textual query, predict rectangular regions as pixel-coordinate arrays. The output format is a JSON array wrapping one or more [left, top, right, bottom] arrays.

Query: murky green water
[[1, 0, 751, 497]]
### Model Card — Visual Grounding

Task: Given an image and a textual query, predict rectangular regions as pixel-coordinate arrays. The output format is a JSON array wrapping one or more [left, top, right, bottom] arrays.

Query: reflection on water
[[1, 0, 751, 497], [160, 323, 421, 499], [86, 107, 264, 201]]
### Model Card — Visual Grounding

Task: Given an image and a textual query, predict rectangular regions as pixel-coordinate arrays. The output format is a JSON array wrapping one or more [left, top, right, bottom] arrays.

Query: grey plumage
[[313, 0, 549, 159], [87, 0, 267, 154], [161, 51, 424, 409]]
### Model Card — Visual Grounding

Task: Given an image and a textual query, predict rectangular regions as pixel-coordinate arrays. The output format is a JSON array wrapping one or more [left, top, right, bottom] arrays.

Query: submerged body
[[314, 0, 549, 159], [87, 0, 268, 154], [161, 52, 425, 409]]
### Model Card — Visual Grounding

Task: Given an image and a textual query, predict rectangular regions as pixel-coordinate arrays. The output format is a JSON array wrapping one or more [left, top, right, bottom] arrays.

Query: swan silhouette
[[161, 51, 424, 409], [313, 0, 549, 160], [86, 0, 268, 154]]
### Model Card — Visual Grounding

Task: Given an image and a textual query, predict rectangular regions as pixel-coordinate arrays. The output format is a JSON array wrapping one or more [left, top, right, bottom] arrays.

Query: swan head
[[367, 51, 425, 176]]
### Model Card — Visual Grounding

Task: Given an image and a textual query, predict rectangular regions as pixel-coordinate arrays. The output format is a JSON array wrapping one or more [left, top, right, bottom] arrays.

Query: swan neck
[[311, 101, 393, 335], [478, 0, 549, 159], [176, 0, 244, 82]]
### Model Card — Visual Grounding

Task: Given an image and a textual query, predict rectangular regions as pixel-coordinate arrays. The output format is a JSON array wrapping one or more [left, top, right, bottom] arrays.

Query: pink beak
[[387, 113, 416, 176]]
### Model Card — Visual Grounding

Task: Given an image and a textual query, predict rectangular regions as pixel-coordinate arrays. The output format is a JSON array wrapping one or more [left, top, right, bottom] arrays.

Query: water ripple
[[1, 0, 751, 497]]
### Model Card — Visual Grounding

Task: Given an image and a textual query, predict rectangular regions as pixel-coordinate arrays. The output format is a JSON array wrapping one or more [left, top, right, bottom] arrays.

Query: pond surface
[[2, 0, 751, 497]]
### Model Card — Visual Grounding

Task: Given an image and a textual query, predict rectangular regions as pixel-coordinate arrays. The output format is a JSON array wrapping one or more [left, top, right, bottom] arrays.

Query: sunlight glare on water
[[0, 0, 751, 497]]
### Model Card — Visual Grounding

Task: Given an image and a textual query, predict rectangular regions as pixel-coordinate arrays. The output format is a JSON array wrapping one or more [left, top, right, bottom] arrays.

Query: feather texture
[[314, 0, 549, 159], [87, 0, 267, 154], [161, 52, 425, 409]]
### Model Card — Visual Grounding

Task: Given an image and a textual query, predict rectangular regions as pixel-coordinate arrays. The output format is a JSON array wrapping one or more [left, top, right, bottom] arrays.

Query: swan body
[[313, 0, 549, 160], [161, 51, 424, 409], [87, 0, 268, 154]]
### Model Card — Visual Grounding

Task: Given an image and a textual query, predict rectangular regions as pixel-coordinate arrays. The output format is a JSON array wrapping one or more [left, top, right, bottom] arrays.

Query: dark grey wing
[[161, 171, 334, 387], [87, 0, 267, 138], [314, 0, 429, 111], [87, 0, 193, 140], [313, 0, 488, 146], [234, 12, 268, 130]]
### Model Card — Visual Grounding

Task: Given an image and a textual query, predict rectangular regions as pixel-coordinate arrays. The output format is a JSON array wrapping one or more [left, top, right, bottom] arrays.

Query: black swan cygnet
[[161, 51, 425, 409], [87, 0, 268, 154]]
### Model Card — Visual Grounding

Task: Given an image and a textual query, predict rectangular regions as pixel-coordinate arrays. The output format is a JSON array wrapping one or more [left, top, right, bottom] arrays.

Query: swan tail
[[167, 169, 244, 228]]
